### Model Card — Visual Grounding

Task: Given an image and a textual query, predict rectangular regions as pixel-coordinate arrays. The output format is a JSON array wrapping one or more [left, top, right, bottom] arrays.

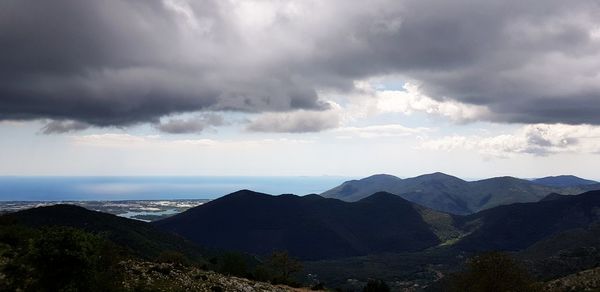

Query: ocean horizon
[[0, 176, 352, 201]]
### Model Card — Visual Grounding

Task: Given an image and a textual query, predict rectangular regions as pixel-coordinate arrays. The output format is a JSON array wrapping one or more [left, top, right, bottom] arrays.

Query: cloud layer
[[1, 0, 600, 128], [422, 124, 600, 157], [246, 108, 341, 133]]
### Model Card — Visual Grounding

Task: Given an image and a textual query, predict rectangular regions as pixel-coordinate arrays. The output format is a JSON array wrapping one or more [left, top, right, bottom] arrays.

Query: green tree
[[1, 225, 124, 291], [264, 250, 303, 285], [218, 252, 248, 277], [449, 251, 541, 292], [363, 279, 390, 292]]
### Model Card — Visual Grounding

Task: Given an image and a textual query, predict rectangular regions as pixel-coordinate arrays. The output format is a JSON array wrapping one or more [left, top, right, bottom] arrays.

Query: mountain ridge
[[155, 189, 600, 261], [321, 172, 599, 214], [155, 190, 443, 260], [532, 175, 598, 187]]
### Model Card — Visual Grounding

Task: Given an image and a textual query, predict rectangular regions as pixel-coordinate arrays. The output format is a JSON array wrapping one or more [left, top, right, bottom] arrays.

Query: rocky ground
[[121, 260, 313, 292], [545, 267, 600, 292]]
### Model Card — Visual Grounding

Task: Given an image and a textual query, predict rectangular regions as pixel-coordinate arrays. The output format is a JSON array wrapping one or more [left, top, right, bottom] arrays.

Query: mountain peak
[[225, 189, 268, 197], [416, 172, 465, 181], [360, 174, 402, 182], [533, 175, 598, 187], [210, 189, 272, 205]]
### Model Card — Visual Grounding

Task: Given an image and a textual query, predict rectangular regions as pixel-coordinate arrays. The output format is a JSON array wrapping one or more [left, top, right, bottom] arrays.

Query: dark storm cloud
[[41, 120, 91, 134], [1, 0, 600, 129], [155, 114, 224, 134]]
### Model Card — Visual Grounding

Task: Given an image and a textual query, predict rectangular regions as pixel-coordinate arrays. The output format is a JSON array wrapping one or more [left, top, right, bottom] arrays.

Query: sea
[[0, 176, 350, 201], [0, 176, 351, 221]]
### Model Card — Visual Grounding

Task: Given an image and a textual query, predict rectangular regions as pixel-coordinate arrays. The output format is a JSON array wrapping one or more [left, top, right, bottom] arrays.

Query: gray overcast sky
[[0, 0, 599, 179]]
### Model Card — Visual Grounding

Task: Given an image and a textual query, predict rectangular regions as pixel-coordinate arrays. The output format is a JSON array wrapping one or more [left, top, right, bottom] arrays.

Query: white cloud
[[71, 133, 313, 149], [72, 134, 162, 148], [327, 80, 492, 127], [334, 124, 431, 139], [421, 124, 600, 157], [361, 81, 490, 122]]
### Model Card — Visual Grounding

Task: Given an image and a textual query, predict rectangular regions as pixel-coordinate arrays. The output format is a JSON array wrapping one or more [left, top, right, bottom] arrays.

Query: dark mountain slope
[[520, 223, 600, 280], [155, 190, 441, 260], [540, 192, 569, 201], [322, 173, 596, 214], [533, 175, 598, 187], [455, 190, 600, 251], [4, 204, 206, 262]]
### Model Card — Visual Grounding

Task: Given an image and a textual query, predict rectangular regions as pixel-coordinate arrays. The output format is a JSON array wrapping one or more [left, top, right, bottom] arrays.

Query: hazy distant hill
[[321, 172, 597, 214], [155, 190, 443, 260], [532, 175, 598, 187]]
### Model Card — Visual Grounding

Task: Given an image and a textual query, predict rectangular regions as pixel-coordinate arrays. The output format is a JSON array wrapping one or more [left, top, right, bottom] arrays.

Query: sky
[[1, 0, 600, 180]]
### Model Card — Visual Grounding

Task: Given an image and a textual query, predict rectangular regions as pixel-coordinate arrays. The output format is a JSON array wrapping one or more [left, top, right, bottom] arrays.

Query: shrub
[[363, 279, 390, 292], [449, 251, 542, 292]]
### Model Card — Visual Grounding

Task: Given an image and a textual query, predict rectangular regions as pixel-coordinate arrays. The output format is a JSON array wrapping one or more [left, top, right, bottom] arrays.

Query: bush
[[363, 279, 390, 292], [448, 251, 542, 292], [0, 225, 124, 291], [218, 252, 248, 277], [258, 250, 303, 286]]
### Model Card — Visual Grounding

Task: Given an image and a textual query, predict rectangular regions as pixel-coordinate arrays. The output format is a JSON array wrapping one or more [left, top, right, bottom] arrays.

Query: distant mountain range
[[532, 175, 598, 187], [155, 189, 600, 260], [320, 172, 600, 214]]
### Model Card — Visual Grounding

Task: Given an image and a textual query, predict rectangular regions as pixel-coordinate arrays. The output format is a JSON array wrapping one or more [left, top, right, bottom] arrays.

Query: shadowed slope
[[155, 190, 441, 260], [455, 190, 600, 251], [4, 204, 206, 262]]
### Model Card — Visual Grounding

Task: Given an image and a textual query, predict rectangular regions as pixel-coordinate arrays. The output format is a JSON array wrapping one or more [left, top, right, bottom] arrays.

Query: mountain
[[454, 190, 600, 251], [303, 191, 600, 289], [156, 189, 600, 261], [532, 175, 598, 187], [520, 223, 600, 280], [322, 173, 473, 214], [321, 174, 405, 202], [155, 190, 444, 260], [321, 172, 596, 214], [0, 205, 303, 291], [539, 192, 568, 201], [3, 204, 207, 262]]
